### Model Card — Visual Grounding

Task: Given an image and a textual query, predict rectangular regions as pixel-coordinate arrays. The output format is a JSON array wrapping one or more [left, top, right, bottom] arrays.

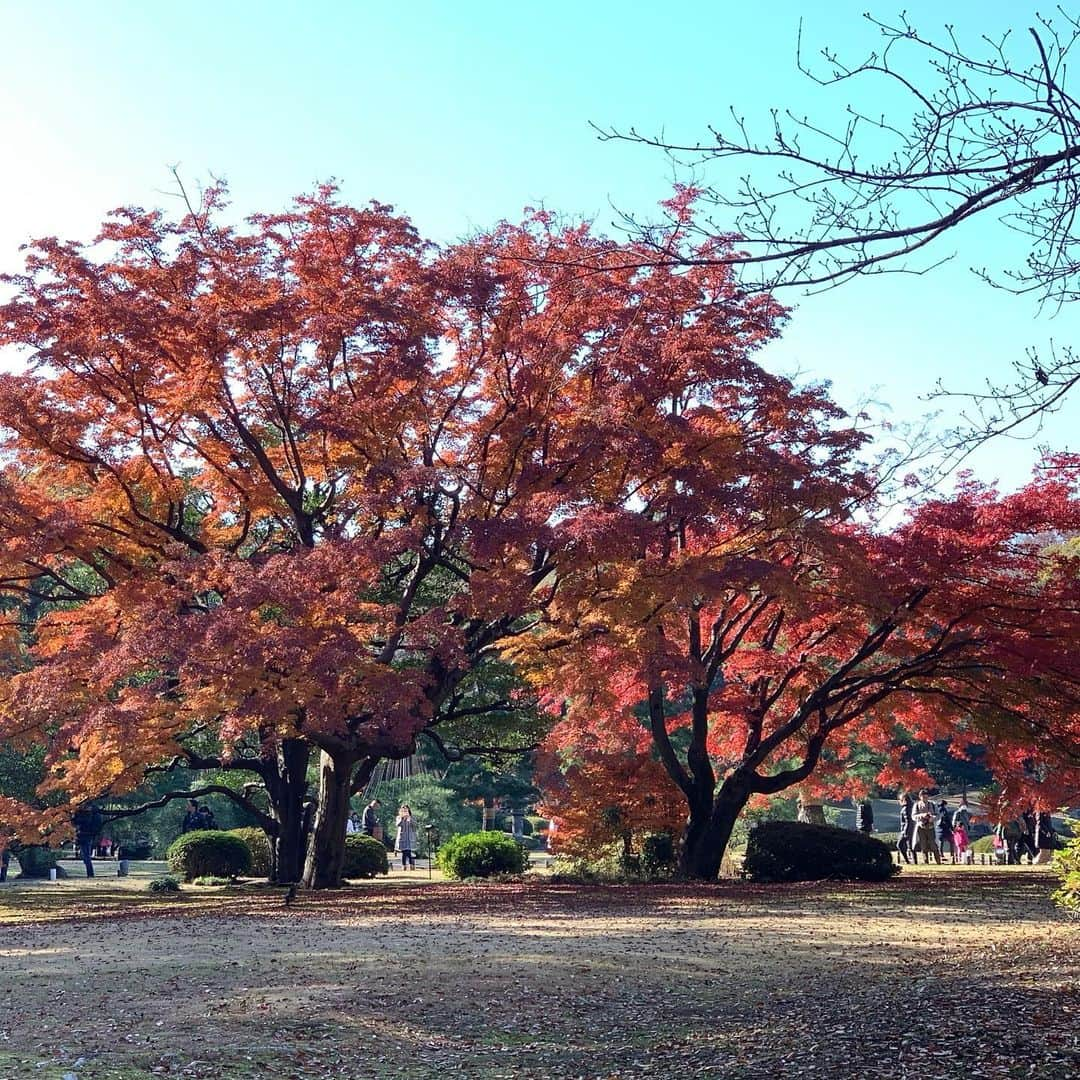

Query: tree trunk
[[265, 738, 310, 885], [303, 748, 357, 889], [678, 780, 751, 880]]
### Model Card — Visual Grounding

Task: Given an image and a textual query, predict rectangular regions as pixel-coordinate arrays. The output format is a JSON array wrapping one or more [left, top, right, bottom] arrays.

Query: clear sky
[[1, 0, 1074, 490]]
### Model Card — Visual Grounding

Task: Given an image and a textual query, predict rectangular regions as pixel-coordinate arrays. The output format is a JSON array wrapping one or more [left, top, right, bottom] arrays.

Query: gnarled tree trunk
[[678, 776, 752, 880], [264, 738, 310, 884], [303, 748, 359, 889]]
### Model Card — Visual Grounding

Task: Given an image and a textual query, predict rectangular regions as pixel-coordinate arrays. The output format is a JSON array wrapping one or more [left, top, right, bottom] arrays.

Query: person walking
[[1018, 809, 1038, 863], [897, 791, 915, 864], [71, 802, 103, 878], [936, 800, 955, 863], [395, 804, 417, 871], [996, 819, 1021, 864], [912, 789, 941, 864], [854, 798, 874, 835], [0, 847, 10, 883]]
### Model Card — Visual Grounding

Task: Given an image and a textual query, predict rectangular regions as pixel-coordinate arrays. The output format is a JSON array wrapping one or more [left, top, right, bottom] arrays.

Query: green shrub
[[436, 831, 529, 879], [192, 875, 232, 886], [342, 834, 390, 879], [871, 832, 899, 850], [147, 875, 181, 893], [970, 835, 998, 854], [114, 836, 154, 860], [1053, 834, 1080, 915], [641, 832, 677, 879], [13, 845, 61, 878], [166, 830, 251, 882], [744, 821, 899, 883], [229, 827, 272, 879]]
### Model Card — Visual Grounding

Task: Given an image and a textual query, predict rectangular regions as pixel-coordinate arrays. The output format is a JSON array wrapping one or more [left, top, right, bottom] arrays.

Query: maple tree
[[536, 707, 685, 863], [532, 463, 1080, 879], [0, 185, 798, 886]]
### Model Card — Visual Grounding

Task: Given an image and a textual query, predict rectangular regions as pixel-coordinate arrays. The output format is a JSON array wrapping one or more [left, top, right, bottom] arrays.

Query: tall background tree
[[602, 10, 1080, 449]]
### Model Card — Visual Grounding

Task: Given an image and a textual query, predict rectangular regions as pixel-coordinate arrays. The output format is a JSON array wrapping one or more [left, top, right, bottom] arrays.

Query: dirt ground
[[0, 867, 1077, 1079]]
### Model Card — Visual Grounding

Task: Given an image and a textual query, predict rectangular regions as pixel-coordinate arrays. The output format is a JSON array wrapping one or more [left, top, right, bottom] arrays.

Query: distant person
[[0, 847, 10, 883], [1034, 811, 1056, 863], [953, 817, 970, 864], [395, 804, 417, 871], [181, 799, 201, 834], [937, 800, 955, 863], [854, 798, 874, 835], [346, 812, 362, 835], [196, 805, 217, 831], [1017, 809, 1037, 863], [897, 792, 915, 864], [362, 799, 382, 839], [912, 789, 941, 864], [72, 802, 103, 878], [996, 819, 1021, 864], [952, 795, 974, 832]]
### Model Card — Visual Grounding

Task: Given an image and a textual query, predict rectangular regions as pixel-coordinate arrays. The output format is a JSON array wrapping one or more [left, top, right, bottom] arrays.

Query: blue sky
[[1, 0, 1074, 489]]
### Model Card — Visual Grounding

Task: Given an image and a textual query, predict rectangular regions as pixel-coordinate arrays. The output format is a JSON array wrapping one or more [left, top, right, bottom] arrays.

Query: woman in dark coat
[[897, 792, 914, 864], [1035, 811, 1056, 863]]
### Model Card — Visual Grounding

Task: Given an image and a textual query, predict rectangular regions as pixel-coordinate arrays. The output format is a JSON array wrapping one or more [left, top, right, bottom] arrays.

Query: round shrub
[[744, 820, 898, 883], [114, 836, 154, 860], [147, 875, 182, 893], [970, 835, 998, 854], [13, 845, 61, 878], [641, 831, 677, 879], [436, 831, 529, 880], [342, 834, 390, 879], [229, 827, 272, 879], [166, 830, 251, 882]]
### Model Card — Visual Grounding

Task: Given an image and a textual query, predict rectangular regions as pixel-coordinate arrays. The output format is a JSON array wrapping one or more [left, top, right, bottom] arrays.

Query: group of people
[[895, 791, 974, 864], [993, 810, 1056, 865], [180, 799, 218, 834], [346, 799, 420, 870], [894, 791, 1056, 865]]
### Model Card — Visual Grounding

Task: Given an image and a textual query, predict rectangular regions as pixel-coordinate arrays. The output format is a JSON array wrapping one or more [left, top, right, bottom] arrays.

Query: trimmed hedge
[[436, 831, 529, 880], [744, 820, 899, 883], [229, 827, 272, 879], [342, 834, 390, 879], [166, 830, 251, 882]]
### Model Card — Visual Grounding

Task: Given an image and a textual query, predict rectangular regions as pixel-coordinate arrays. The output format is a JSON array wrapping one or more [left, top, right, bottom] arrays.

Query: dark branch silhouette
[[599, 10, 1080, 452]]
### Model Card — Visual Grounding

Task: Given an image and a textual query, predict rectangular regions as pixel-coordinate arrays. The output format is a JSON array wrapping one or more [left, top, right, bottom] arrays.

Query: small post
[[424, 824, 440, 880]]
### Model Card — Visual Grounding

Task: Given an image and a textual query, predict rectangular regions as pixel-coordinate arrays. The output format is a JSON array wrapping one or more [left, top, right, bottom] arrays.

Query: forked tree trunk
[[303, 748, 358, 889], [678, 779, 752, 880]]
